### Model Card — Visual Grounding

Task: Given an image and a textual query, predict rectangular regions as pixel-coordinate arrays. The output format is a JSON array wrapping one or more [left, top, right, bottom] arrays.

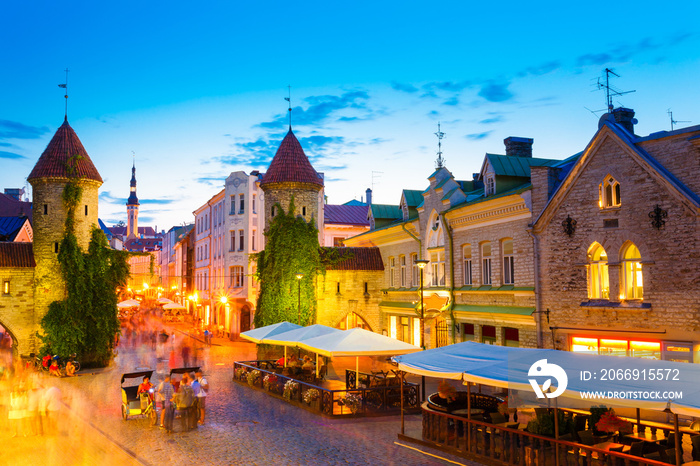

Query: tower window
[[364, 282, 368, 294], [271, 206, 276, 217], [336, 282, 341, 294], [85, 205, 88, 216], [54, 242, 59, 253], [302, 206, 306, 216], [2, 280, 9, 295], [43, 204, 48, 215]]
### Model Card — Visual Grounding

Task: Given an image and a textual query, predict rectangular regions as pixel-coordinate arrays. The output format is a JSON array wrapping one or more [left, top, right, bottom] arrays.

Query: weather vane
[[434, 122, 446, 169], [58, 68, 69, 119], [285, 85, 292, 130]]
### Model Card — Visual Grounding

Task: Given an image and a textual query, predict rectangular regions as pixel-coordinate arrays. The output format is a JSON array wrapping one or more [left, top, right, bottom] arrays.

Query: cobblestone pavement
[[18, 329, 479, 466]]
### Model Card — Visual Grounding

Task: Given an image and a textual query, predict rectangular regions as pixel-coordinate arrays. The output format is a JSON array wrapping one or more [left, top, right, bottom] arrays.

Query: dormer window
[[599, 176, 621, 208], [485, 177, 495, 196]]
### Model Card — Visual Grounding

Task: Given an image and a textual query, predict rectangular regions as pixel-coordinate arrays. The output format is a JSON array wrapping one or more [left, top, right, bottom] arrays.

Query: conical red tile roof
[[260, 130, 323, 188], [27, 118, 103, 183]]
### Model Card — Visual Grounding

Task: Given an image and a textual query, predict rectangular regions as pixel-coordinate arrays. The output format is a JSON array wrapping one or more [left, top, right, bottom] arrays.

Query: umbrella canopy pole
[[674, 413, 681, 466], [355, 357, 359, 389], [315, 353, 319, 378], [554, 396, 560, 466], [467, 381, 472, 453], [400, 371, 405, 435], [636, 408, 641, 433], [284, 347, 287, 367]]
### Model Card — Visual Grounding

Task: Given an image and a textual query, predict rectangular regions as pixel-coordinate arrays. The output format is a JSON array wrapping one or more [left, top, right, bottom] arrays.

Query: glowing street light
[[220, 295, 228, 304], [415, 259, 429, 350], [295, 273, 304, 325]]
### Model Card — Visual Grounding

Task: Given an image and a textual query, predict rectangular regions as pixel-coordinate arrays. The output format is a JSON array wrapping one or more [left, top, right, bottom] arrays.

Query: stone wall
[[262, 183, 322, 234], [316, 269, 384, 332], [0, 267, 35, 354]]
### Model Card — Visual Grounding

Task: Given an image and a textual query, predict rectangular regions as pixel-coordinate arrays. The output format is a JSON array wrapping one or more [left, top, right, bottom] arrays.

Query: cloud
[[0, 151, 26, 159], [576, 34, 694, 68], [479, 115, 503, 125], [0, 119, 50, 140], [391, 81, 419, 93], [423, 81, 472, 93], [99, 191, 175, 205], [466, 131, 493, 140], [196, 176, 226, 185], [478, 83, 514, 102], [257, 90, 372, 130], [517, 60, 561, 77], [442, 96, 460, 106]]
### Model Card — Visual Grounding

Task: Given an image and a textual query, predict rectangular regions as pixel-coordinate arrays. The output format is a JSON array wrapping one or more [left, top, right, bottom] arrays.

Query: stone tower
[[260, 129, 324, 233], [126, 161, 140, 239], [27, 117, 103, 347]]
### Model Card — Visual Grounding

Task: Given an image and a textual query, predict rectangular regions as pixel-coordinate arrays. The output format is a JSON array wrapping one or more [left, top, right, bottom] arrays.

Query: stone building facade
[[532, 109, 700, 361]]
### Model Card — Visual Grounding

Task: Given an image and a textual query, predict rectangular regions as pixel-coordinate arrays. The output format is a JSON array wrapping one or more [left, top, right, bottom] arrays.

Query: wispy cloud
[[466, 131, 493, 140], [576, 34, 693, 67], [391, 81, 419, 93], [478, 83, 513, 103], [516, 60, 561, 77], [0, 151, 26, 159], [99, 191, 175, 205], [0, 119, 49, 140], [479, 114, 504, 125]]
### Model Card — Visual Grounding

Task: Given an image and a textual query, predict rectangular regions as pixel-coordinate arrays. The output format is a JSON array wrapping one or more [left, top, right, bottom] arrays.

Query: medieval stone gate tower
[[26, 117, 103, 352]]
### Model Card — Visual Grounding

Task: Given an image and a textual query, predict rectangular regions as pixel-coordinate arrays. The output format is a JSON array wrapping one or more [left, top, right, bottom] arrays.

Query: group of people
[[136, 370, 209, 433]]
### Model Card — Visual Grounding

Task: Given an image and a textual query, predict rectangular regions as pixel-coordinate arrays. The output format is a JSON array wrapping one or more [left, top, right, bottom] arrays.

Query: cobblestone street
[[8, 329, 476, 466]]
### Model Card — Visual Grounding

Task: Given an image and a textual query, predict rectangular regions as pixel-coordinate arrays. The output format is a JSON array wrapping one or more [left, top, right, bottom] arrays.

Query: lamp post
[[295, 273, 304, 325], [415, 259, 429, 350]]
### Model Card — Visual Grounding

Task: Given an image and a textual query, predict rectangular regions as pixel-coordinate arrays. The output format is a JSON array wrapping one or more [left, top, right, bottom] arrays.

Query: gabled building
[[0, 217, 32, 242], [531, 108, 700, 361]]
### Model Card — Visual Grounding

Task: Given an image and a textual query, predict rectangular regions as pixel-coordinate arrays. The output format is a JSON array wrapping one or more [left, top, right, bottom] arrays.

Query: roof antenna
[[434, 122, 446, 169], [667, 109, 690, 131], [58, 68, 69, 121], [371, 171, 383, 192], [284, 85, 292, 130], [596, 68, 635, 112]]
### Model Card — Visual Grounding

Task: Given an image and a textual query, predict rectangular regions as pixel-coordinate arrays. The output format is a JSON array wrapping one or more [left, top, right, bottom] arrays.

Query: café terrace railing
[[233, 360, 420, 417], [411, 403, 691, 466]]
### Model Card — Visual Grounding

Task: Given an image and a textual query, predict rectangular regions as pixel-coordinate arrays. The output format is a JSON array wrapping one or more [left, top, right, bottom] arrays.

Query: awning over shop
[[393, 341, 700, 417], [240, 321, 302, 344]]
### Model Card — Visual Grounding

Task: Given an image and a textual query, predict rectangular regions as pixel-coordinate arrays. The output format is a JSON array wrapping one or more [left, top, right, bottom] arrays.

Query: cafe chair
[[627, 441, 645, 457], [663, 448, 676, 465], [691, 434, 700, 460], [489, 412, 506, 424], [577, 430, 595, 446]]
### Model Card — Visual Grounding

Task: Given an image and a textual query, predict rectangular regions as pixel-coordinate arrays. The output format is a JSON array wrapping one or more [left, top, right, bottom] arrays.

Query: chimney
[[365, 188, 372, 206], [611, 107, 637, 135], [504, 137, 533, 158]]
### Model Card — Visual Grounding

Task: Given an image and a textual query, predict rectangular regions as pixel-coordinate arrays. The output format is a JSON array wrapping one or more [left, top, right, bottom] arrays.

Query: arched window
[[599, 175, 621, 208], [621, 243, 643, 299], [588, 243, 609, 299]]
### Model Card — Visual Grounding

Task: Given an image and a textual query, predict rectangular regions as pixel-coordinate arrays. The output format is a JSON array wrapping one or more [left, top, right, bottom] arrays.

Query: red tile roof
[[109, 226, 158, 238], [260, 130, 323, 188], [27, 118, 103, 183], [322, 247, 384, 271], [124, 237, 162, 252], [0, 242, 35, 268], [324, 204, 369, 226]]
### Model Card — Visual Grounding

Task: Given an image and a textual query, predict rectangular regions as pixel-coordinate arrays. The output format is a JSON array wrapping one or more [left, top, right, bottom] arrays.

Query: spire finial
[[285, 85, 292, 130], [434, 122, 446, 169], [58, 68, 69, 120]]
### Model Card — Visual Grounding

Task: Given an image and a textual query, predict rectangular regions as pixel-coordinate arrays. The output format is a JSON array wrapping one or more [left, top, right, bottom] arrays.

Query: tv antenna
[[667, 109, 690, 131], [434, 122, 446, 169], [58, 68, 69, 119], [596, 68, 635, 111], [284, 85, 292, 130], [371, 171, 383, 192]]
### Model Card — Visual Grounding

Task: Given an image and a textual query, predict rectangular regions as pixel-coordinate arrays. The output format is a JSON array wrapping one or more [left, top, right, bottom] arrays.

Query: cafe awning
[[117, 299, 140, 308], [261, 324, 342, 347], [163, 302, 185, 310], [298, 327, 421, 357], [240, 321, 303, 344], [393, 341, 700, 417]]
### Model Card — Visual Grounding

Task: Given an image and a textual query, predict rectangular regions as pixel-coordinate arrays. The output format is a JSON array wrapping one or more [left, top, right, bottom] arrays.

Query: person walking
[[195, 370, 209, 425], [181, 344, 190, 368], [157, 375, 174, 431]]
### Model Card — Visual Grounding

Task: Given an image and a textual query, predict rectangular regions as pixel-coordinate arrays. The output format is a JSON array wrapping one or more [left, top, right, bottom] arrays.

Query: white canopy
[[262, 324, 342, 347], [298, 327, 421, 357], [393, 341, 700, 417], [117, 299, 140, 308], [163, 302, 185, 310], [157, 297, 174, 304], [240, 321, 302, 344]]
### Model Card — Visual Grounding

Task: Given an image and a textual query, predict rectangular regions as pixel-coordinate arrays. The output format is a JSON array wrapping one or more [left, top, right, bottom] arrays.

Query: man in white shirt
[[195, 370, 208, 425]]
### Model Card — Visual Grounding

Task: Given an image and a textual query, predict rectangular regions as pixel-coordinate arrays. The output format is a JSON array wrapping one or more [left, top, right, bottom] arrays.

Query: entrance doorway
[[434, 318, 448, 348], [240, 306, 251, 332]]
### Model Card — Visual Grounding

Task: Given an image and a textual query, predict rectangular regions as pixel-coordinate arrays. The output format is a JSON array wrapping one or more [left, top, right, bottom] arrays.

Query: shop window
[[587, 243, 609, 299], [599, 175, 621, 208], [481, 242, 492, 285], [502, 239, 514, 285], [504, 327, 519, 347], [571, 337, 599, 354], [482, 325, 496, 345], [621, 243, 643, 299], [662, 342, 693, 363], [629, 341, 660, 359], [462, 245, 472, 286], [461, 323, 475, 341]]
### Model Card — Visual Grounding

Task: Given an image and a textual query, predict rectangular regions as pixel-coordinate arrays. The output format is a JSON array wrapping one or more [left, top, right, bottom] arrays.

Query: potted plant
[[303, 388, 321, 410], [234, 367, 248, 380], [247, 369, 261, 387], [595, 409, 633, 442], [340, 393, 362, 414], [263, 374, 278, 392], [589, 406, 611, 437], [283, 380, 299, 401]]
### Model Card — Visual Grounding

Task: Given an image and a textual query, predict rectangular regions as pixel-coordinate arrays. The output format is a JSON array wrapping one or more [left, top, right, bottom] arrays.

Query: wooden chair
[[627, 441, 645, 457], [691, 434, 700, 461], [577, 430, 595, 446]]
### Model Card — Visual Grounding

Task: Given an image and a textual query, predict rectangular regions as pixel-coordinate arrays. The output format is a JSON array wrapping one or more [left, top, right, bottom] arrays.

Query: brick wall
[[0, 267, 35, 353]]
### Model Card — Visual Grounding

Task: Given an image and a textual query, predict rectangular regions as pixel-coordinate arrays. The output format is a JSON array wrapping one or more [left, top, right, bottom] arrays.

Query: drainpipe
[[401, 223, 422, 259], [439, 213, 456, 343], [526, 228, 543, 348]]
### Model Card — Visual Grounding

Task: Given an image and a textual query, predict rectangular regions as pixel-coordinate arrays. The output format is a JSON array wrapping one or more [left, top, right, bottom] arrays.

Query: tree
[[253, 197, 321, 327]]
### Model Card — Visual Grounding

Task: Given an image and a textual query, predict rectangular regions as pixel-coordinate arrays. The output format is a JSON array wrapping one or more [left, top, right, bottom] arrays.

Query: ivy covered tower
[[27, 117, 103, 344], [260, 129, 324, 234], [126, 161, 140, 239]]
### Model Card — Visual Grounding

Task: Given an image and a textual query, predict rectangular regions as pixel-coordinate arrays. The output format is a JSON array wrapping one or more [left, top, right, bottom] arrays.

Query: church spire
[[126, 157, 140, 239]]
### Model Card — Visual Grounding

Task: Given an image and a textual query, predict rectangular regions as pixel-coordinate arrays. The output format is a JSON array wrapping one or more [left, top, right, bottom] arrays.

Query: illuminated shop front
[[571, 336, 693, 362]]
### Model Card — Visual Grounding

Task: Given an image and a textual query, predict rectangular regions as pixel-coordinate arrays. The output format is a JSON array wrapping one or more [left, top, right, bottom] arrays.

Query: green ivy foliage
[[38, 179, 130, 366], [253, 197, 322, 327]]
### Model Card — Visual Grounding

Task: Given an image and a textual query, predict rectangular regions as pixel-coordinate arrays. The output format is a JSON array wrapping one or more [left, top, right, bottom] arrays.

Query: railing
[[414, 403, 689, 466], [233, 360, 420, 417]]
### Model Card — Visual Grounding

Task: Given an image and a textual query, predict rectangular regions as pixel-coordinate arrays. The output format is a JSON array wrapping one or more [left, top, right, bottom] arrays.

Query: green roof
[[486, 153, 561, 178], [452, 304, 535, 316], [441, 187, 459, 201], [434, 178, 450, 191], [370, 204, 402, 219], [402, 189, 424, 207], [444, 182, 531, 214]]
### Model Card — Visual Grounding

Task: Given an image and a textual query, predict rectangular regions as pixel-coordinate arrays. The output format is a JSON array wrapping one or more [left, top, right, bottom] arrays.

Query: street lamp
[[415, 259, 429, 350], [295, 273, 304, 325]]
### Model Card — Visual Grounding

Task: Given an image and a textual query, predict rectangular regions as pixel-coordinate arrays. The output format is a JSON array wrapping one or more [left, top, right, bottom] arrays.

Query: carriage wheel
[[122, 404, 128, 420]]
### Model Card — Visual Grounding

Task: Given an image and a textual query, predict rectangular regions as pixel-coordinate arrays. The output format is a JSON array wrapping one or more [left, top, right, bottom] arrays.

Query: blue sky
[[2, 1, 699, 229]]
